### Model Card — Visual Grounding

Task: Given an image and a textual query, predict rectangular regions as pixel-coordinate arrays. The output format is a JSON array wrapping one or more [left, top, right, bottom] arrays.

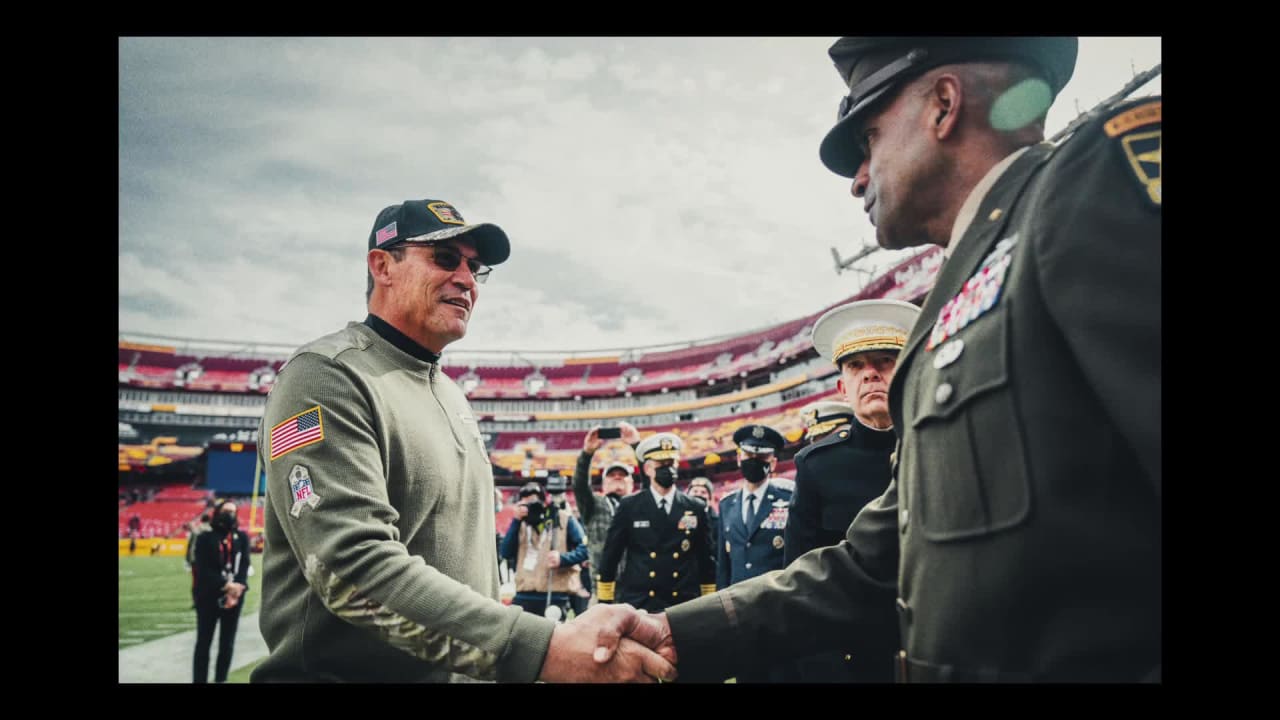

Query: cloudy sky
[[119, 37, 1160, 359]]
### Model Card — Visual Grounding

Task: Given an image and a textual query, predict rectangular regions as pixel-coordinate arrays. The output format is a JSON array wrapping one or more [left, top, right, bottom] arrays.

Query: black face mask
[[653, 465, 677, 488], [211, 512, 237, 532], [740, 458, 769, 484]]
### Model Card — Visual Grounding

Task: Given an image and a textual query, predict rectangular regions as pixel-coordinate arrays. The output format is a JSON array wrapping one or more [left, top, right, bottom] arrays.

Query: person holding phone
[[572, 422, 641, 605]]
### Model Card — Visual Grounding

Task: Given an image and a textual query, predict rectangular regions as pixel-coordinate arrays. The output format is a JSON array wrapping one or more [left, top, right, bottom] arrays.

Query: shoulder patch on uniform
[[270, 406, 325, 460], [1119, 129, 1162, 208], [1102, 100, 1161, 209], [1103, 100, 1161, 138]]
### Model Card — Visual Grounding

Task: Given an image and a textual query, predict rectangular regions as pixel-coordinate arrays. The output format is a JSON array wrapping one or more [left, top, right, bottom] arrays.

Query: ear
[[368, 249, 393, 288], [928, 74, 963, 141], [836, 377, 847, 396]]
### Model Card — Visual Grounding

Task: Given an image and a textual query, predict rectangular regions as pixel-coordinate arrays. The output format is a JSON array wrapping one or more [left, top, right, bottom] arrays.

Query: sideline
[[118, 611, 268, 683]]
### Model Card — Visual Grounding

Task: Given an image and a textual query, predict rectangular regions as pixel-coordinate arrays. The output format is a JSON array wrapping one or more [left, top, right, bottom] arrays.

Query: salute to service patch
[[270, 406, 325, 460]]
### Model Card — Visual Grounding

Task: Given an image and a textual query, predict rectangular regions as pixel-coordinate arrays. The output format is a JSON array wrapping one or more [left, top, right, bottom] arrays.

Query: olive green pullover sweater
[[252, 321, 554, 682]]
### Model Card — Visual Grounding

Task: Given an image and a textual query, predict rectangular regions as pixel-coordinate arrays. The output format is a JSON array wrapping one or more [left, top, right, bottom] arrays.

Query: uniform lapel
[[726, 492, 747, 543], [889, 143, 1054, 430]]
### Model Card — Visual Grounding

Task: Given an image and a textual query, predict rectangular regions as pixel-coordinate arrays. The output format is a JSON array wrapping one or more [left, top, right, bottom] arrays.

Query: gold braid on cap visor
[[643, 450, 681, 462], [807, 419, 853, 437], [831, 327, 907, 364]]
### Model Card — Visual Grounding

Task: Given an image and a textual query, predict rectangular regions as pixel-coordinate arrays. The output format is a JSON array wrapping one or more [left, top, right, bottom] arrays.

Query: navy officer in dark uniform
[[783, 299, 919, 682], [597, 432, 715, 613], [644, 37, 1162, 684], [715, 423, 792, 683]]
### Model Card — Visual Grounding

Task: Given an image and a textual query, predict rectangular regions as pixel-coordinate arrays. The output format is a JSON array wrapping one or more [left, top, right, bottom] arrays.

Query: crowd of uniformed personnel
[[494, 298, 921, 683]]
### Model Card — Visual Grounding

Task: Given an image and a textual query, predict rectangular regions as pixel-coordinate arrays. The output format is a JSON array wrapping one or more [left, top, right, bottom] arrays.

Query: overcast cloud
[[119, 36, 1161, 357]]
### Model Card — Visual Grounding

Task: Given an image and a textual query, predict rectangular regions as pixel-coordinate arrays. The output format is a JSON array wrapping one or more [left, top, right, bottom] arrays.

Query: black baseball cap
[[368, 199, 511, 266], [819, 37, 1079, 177]]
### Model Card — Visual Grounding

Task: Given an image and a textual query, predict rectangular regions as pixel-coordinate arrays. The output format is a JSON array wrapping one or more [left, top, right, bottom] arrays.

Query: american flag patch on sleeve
[[269, 406, 325, 460]]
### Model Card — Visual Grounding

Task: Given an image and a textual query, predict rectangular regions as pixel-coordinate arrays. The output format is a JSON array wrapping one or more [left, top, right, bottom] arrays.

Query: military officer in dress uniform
[[643, 37, 1162, 683], [596, 432, 715, 613], [715, 423, 792, 683], [783, 300, 920, 682]]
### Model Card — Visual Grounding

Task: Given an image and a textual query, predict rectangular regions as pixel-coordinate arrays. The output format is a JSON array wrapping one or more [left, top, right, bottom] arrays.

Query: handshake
[[538, 603, 678, 683]]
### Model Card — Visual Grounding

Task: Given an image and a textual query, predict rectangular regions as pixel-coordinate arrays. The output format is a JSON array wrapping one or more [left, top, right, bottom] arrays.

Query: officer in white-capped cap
[[781, 298, 920, 683], [596, 432, 716, 613]]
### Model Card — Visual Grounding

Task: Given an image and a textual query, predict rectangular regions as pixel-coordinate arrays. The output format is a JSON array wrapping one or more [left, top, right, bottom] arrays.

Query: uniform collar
[[945, 146, 1031, 259], [650, 486, 676, 512], [742, 478, 771, 501]]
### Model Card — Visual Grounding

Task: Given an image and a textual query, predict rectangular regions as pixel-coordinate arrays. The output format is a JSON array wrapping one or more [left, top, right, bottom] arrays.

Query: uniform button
[[672, 552, 679, 559], [649, 571, 656, 578], [901, 509, 909, 524], [672, 591, 679, 598], [650, 552, 656, 559], [988, 208, 1003, 221], [745, 542, 751, 548], [935, 383, 953, 405], [672, 571, 679, 578], [896, 597, 912, 624], [844, 654, 852, 662], [649, 590, 655, 597], [745, 562, 753, 569]]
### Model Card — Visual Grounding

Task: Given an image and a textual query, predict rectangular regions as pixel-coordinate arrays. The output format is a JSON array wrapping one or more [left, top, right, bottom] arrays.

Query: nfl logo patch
[[288, 464, 322, 518], [427, 201, 466, 225]]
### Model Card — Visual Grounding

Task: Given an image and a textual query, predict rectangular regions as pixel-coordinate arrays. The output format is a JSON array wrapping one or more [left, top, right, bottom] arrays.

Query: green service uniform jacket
[[665, 97, 1161, 683]]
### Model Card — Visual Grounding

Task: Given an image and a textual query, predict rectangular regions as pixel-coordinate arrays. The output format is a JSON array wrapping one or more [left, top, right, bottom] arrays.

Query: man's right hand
[[583, 427, 603, 454], [594, 609, 677, 667], [512, 505, 529, 520], [539, 604, 676, 683]]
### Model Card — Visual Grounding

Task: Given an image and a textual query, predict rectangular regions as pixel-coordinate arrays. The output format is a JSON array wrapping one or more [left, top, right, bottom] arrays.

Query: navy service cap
[[812, 299, 920, 367], [732, 424, 786, 455], [820, 36, 1079, 177], [636, 432, 683, 463], [368, 199, 511, 266]]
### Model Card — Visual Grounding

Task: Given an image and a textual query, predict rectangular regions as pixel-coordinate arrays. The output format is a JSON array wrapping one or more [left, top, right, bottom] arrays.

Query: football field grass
[[119, 554, 263, 650]]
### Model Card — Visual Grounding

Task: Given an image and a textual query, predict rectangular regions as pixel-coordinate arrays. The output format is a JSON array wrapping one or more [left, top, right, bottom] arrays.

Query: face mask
[[653, 465, 677, 488], [212, 512, 236, 532], [740, 458, 769, 483]]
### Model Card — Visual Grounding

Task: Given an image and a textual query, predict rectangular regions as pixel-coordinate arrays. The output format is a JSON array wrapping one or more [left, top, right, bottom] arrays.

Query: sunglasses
[[395, 241, 492, 284]]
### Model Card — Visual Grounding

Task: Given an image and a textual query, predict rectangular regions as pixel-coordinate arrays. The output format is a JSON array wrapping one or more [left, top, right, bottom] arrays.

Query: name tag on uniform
[[633, 520, 651, 528]]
